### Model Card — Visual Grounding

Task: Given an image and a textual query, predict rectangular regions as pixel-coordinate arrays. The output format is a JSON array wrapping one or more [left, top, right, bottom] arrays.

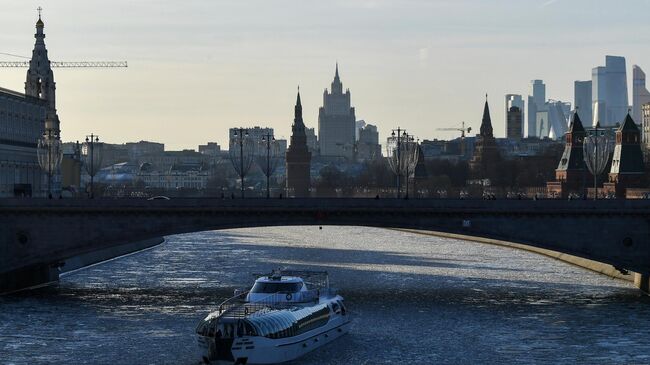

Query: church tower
[[25, 9, 60, 133], [469, 96, 501, 182], [286, 89, 312, 197]]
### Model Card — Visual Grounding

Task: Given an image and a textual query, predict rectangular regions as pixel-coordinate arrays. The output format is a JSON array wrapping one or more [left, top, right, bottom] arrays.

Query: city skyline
[[1, 1, 650, 150]]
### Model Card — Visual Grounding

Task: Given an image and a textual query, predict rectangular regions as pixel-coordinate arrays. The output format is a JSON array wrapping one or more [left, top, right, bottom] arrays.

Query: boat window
[[250, 282, 302, 294]]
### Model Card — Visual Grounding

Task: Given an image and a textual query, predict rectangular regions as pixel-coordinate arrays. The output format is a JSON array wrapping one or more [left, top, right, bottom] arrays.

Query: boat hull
[[198, 316, 352, 364]]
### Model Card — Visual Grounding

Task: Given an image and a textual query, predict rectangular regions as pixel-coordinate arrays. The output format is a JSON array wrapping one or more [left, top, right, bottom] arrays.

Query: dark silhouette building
[[285, 90, 312, 197], [547, 112, 590, 198], [603, 113, 645, 197], [506, 106, 523, 140], [470, 96, 501, 182]]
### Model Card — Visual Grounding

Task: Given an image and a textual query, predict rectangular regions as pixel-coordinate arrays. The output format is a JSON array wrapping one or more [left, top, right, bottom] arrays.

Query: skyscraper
[[633, 65, 650, 132], [574, 80, 592, 125], [527, 80, 546, 137], [592, 56, 629, 126], [505, 94, 524, 137], [506, 106, 523, 140], [318, 64, 356, 160], [285, 90, 311, 197]]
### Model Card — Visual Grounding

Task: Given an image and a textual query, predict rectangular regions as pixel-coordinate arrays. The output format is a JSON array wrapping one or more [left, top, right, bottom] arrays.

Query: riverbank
[[393, 228, 635, 283]]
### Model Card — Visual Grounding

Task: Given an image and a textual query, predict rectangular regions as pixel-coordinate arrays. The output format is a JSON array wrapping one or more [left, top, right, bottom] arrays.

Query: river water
[[1, 226, 649, 365]]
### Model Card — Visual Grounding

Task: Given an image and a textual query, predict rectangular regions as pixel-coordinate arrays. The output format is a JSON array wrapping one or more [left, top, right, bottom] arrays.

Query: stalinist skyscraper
[[285, 89, 311, 197], [318, 63, 356, 160]]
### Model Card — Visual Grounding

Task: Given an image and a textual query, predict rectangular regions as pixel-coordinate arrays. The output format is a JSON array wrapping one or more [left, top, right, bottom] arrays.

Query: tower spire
[[331, 62, 342, 93], [480, 96, 493, 137]]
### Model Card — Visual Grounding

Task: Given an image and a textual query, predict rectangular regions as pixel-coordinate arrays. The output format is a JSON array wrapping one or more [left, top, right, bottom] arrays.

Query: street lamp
[[229, 128, 255, 198], [583, 122, 611, 200], [82, 134, 103, 199], [258, 132, 280, 198], [37, 126, 63, 199], [386, 128, 418, 198]]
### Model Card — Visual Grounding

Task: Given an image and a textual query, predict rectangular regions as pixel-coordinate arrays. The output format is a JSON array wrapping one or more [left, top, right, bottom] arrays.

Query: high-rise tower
[[592, 56, 629, 127], [574, 80, 592, 126], [318, 64, 356, 160], [633, 65, 650, 131], [285, 89, 312, 197], [527, 80, 546, 137]]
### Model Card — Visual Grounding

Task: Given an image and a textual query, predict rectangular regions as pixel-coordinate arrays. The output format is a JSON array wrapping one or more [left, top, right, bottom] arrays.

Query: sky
[[1, 0, 650, 150]]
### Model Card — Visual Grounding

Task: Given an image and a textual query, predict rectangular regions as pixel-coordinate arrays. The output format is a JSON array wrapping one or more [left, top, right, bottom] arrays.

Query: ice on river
[[1, 226, 649, 365]]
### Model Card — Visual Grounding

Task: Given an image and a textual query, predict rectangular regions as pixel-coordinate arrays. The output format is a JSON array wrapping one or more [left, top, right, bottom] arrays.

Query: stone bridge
[[1, 198, 649, 293]]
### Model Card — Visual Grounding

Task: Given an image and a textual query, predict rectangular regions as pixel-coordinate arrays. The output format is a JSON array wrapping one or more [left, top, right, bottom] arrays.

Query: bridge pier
[[0, 264, 59, 294], [634, 273, 650, 294]]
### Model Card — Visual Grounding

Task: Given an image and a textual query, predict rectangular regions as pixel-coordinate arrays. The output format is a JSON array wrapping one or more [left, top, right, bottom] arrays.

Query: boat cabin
[[246, 275, 309, 303]]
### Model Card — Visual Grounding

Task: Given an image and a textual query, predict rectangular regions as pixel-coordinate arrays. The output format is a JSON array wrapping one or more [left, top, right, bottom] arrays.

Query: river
[[1, 226, 649, 364]]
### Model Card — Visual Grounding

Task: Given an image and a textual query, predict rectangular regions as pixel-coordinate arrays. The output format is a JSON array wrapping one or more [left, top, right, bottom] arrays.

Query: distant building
[[527, 80, 546, 138], [574, 80, 592, 126], [546, 100, 571, 139], [469, 96, 501, 182], [357, 123, 381, 160], [198, 142, 221, 157], [505, 94, 524, 137], [125, 141, 164, 161], [137, 163, 211, 190], [642, 103, 650, 151], [318, 64, 356, 160], [547, 112, 589, 198], [592, 56, 629, 127], [604, 113, 645, 197], [305, 127, 318, 155], [285, 90, 311, 197], [139, 149, 207, 170], [506, 106, 523, 140], [633, 66, 650, 140], [228, 126, 273, 155]]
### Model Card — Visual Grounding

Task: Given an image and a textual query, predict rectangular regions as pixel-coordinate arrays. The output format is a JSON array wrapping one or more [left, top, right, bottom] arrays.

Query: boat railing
[[216, 287, 338, 320]]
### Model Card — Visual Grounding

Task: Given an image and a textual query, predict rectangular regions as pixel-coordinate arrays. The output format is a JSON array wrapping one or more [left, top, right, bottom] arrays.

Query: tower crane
[[0, 53, 127, 68], [436, 121, 472, 156]]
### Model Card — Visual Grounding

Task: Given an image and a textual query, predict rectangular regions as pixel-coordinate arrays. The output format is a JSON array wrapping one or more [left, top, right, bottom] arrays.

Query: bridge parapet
[[2, 198, 650, 293]]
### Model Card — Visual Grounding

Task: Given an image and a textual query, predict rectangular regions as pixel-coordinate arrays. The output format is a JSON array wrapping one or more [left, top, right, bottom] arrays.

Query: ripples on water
[[1, 226, 649, 365]]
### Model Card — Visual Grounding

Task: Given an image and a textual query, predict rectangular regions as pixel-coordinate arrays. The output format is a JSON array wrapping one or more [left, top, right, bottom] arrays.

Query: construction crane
[[0, 53, 127, 68], [436, 121, 472, 156], [0, 61, 127, 68]]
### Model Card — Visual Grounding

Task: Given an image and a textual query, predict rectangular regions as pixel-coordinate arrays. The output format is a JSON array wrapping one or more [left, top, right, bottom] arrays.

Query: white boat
[[196, 270, 351, 364]]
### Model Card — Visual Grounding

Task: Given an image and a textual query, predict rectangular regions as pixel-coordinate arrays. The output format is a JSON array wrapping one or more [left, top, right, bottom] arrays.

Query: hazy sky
[[1, 0, 650, 150]]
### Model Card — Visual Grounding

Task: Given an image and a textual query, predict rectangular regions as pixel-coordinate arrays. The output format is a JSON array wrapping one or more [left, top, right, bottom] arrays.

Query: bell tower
[[25, 8, 60, 133]]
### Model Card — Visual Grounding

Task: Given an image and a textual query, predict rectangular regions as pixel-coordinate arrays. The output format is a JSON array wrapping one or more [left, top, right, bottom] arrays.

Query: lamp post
[[583, 122, 611, 200], [259, 132, 279, 199], [230, 128, 255, 198], [37, 126, 63, 199], [387, 127, 413, 198], [82, 134, 103, 199]]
